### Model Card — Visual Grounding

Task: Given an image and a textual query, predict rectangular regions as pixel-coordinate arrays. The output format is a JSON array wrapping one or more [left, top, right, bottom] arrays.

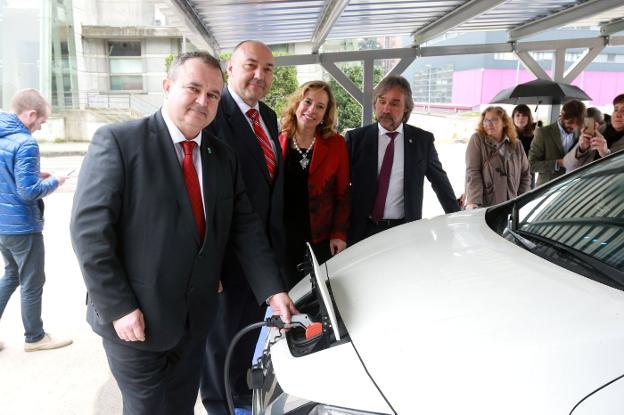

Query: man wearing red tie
[[200, 40, 287, 414], [70, 52, 295, 414]]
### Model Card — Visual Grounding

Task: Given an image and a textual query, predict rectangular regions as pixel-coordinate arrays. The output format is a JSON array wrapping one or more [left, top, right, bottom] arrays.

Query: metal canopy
[[161, 0, 624, 125], [163, 0, 624, 54]]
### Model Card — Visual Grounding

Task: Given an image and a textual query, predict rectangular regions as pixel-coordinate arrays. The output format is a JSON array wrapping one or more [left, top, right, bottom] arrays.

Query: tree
[[263, 60, 298, 118], [327, 64, 384, 132]]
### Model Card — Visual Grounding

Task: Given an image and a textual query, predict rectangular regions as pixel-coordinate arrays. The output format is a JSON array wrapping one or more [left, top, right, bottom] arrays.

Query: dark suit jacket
[[70, 110, 284, 351], [528, 122, 579, 186], [206, 88, 285, 287], [346, 123, 459, 244]]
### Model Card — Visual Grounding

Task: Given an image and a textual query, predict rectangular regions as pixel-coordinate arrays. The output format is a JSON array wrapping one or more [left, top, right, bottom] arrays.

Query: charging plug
[[304, 322, 323, 339]]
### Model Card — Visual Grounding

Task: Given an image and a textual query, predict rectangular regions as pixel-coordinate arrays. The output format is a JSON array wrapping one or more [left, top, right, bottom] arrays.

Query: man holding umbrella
[[528, 100, 586, 186]]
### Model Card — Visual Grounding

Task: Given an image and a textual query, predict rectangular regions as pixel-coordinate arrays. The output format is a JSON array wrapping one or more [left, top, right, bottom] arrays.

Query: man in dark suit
[[528, 99, 585, 186], [346, 75, 460, 245], [70, 52, 296, 415], [200, 40, 285, 414]]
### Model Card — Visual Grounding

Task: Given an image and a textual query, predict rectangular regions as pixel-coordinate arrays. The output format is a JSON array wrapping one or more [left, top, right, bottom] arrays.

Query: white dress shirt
[[228, 86, 277, 155], [377, 122, 405, 219], [161, 109, 205, 214], [558, 120, 575, 153]]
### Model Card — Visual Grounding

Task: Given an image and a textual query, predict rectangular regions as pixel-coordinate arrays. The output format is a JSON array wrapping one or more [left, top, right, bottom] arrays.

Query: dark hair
[[476, 106, 518, 143], [168, 51, 224, 82], [560, 100, 586, 126], [613, 94, 624, 106], [10, 88, 49, 117], [280, 80, 337, 139], [373, 75, 414, 123], [586, 107, 604, 123], [511, 104, 535, 136]]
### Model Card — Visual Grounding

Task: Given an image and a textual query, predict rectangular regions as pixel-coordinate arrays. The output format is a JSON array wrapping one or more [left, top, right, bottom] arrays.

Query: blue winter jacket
[[0, 112, 59, 234]]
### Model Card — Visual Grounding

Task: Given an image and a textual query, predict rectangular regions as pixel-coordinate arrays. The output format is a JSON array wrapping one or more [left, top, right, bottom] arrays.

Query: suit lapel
[[550, 123, 564, 155], [364, 124, 380, 183], [199, 134, 216, 248], [152, 111, 200, 245], [402, 124, 418, 204], [222, 89, 272, 184]]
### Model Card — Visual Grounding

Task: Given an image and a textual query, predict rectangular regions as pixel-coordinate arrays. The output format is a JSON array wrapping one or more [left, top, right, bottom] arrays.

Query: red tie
[[371, 131, 399, 220], [180, 140, 205, 241], [246, 109, 276, 180]]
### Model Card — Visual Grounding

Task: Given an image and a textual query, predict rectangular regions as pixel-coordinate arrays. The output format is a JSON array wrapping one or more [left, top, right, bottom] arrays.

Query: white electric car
[[253, 151, 624, 415]]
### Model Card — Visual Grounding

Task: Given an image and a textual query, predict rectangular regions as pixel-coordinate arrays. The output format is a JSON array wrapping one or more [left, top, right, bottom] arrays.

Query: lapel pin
[[207, 147, 212, 155], [409, 138, 413, 143]]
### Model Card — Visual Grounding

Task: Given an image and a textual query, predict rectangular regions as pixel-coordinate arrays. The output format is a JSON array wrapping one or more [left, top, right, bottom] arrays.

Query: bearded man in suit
[[529, 99, 585, 186], [70, 51, 296, 415], [346, 75, 460, 245]]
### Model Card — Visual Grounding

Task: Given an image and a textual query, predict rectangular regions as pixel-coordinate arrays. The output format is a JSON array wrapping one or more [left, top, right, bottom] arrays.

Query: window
[[488, 154, 624, 289], [108, 41, 143, 91]]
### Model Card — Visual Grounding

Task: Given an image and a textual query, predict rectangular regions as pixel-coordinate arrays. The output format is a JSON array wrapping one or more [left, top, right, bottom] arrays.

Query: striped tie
[[246, 109, 277, 180]]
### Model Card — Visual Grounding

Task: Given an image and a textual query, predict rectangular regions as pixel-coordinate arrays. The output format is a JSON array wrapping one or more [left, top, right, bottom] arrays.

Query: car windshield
[[487, 153, 624, 287]]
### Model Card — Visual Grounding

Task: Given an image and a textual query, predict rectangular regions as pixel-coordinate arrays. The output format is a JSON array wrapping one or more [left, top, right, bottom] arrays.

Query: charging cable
[[224, 314, 322, 415]]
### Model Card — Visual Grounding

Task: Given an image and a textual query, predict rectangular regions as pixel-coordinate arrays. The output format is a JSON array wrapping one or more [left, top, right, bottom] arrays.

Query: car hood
[[325, 210, 624, 414]]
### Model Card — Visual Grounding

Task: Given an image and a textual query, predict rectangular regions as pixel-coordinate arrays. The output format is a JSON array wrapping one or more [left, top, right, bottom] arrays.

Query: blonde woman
[[465, 106, 531, 209], [279, 80, 350, 288]]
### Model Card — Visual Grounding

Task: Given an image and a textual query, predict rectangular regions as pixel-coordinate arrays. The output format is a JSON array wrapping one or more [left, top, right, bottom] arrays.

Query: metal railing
[[54, 91, 160, 117]]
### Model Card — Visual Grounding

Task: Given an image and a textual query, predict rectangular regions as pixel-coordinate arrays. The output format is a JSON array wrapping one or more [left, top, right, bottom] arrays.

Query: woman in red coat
[[279, 80, 350, 288]]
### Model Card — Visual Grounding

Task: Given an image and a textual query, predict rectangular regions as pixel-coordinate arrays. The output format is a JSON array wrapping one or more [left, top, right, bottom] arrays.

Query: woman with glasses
[[464, 106, 531, 209]]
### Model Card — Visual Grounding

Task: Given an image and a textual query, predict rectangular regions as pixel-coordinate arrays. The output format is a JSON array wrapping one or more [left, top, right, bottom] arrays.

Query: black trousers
[[102, 330, 205, 415], [200, 284, 265, 414]]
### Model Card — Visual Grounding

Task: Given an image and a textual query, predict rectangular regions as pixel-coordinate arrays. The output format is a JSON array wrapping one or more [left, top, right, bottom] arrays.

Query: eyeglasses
[[483, 119, 500, 125]]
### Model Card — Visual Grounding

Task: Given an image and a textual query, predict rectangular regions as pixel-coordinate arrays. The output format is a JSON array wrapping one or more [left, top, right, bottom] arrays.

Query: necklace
[[292, 135, 316, 169]]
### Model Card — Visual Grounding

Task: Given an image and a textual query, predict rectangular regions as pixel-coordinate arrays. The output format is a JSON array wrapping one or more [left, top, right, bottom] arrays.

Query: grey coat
[[528, 122, 579, 186], [465, 133, 531, 208], [564, 135, 624, 172]]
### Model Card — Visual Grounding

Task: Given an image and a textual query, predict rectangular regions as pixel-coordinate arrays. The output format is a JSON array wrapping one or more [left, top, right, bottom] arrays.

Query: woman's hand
[[329, 238, 347, 256], [589, 130, 610, 157]]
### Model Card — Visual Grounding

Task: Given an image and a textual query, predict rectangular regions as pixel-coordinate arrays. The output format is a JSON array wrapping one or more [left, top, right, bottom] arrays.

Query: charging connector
[[224, 314, 321, 415]]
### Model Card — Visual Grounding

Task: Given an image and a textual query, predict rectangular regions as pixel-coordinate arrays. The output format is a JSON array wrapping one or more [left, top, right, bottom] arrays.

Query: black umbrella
[[490, 79, 591, 105]]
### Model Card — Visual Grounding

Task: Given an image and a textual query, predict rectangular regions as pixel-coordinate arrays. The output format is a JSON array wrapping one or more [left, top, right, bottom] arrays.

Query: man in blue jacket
[[0, 89, 72, 352]]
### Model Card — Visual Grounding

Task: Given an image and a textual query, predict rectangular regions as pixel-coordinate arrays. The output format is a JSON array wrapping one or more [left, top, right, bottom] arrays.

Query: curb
[[40, 150, 87, 158]]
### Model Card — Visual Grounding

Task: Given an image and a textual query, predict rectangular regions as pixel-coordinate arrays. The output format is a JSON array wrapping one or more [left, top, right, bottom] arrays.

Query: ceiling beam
[[508, 0, 622, 41], [320, 61, 364, 104], [552, 49, 565, 81], [601, 19, 624, 37], [165, 0, 220, 54], [273, 36, 624, 67], [514, 51, 550, 80], [362, 59, 375, 125], [563, 44, 605, 84], [384, 56, 417, 79], [310, 0, 350, 54], [515, 37, 604, 52], [412, 0, 507, 46]]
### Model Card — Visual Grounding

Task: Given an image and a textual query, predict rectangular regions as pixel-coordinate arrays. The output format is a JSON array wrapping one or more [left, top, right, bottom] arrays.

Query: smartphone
[[584, 117, 595, 136]]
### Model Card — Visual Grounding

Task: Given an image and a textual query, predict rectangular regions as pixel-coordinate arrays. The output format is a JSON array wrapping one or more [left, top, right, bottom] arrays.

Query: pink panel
[[452, 69, 483, 105], [452, 69, 624, 106]]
